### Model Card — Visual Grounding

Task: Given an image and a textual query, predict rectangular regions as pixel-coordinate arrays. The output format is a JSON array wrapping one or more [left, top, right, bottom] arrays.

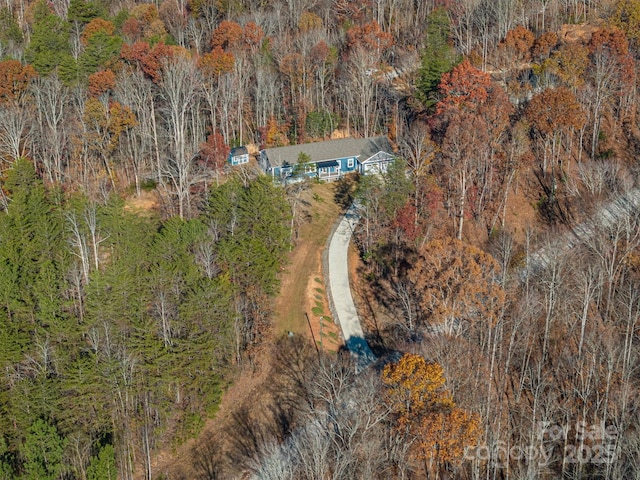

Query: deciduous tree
[[525, 85, 584, 203], [612, 0, 640, 46], [0, 60, 36, 104], [500, 25, 534, 64], [586, 27, 635, 158], [438, 107, 503, 239], [211, 20, 243, 51], [159, 54, 203, 219], [436, 59, 492, 116], [407, 237, 505, 335], [382, 353, 481, 478], [198, 130, 230, 184], [30, 75, 70, 184], [0, 7, 23, 57], [88, 69, 115, 97], [121, 41, 175, 83]]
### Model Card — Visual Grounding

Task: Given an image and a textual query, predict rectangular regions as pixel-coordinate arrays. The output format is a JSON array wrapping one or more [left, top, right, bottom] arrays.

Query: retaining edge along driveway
[[326, 203, 376, 372]]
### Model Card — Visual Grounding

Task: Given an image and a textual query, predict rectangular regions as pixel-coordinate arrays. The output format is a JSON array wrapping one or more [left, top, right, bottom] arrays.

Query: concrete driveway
[[326, 203, 375, 370]]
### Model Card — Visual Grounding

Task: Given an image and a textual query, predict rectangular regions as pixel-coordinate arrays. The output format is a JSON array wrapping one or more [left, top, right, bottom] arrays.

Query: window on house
[[347, 158, 354, 168]]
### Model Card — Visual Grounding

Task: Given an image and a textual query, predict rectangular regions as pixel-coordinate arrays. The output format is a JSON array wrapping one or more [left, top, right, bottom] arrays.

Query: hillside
[[1, 0, 640, 478]]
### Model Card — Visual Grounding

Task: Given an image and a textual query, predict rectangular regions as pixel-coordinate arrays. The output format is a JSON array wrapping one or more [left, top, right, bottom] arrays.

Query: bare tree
[[341, 47, 381, 137], [31, 75, 69, 184], [159, 56, 203, 219], [192, 432, 227, 479], [440, 111, 490, 239], [0, 102, 31, 162], [115, 69, 162, 194]]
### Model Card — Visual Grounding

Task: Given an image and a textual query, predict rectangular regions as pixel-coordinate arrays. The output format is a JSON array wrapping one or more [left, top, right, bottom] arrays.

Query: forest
[[1, 0, 640, 478]]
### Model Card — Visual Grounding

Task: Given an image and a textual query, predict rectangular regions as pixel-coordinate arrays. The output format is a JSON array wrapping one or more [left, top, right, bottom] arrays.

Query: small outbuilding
[[228, 146, 250, 166]]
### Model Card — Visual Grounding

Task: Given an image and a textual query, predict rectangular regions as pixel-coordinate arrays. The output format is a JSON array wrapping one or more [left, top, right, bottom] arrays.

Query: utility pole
[[305, 312, 321, 358]]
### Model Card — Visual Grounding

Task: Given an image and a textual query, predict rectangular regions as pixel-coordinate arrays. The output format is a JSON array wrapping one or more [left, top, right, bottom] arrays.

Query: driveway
[[326, 203, 375, 370]]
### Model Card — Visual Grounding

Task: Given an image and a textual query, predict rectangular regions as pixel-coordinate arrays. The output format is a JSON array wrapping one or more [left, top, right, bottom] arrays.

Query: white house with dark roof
[[228, 146, 250, 166], [259, 136, 395, 181]]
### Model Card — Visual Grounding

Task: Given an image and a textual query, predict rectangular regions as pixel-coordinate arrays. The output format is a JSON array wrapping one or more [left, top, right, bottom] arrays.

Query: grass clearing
[[273, 182, 342, 337]]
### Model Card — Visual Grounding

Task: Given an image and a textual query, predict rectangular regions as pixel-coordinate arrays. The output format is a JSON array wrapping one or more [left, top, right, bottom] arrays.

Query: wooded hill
[[1, 0, 640, 478]]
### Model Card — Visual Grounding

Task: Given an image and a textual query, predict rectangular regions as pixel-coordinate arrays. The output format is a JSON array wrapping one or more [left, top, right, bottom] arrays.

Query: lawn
[[273, 181, 343, 350]]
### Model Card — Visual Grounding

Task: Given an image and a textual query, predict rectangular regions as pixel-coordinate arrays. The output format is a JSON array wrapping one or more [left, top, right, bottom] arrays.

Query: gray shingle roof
[[262, 136, 393, 168], [230, 146, 249, 156]]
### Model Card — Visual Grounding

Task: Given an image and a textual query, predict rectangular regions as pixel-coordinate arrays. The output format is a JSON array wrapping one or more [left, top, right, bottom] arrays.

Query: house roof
[[230, 146, 249, 156], [361, 151, 395, 164], [262, 136, 393, 168]]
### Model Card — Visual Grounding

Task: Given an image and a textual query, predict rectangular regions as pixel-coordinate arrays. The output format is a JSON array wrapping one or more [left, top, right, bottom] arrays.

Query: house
[[259, 136, 395, 181], [228, 146, 250, 166]]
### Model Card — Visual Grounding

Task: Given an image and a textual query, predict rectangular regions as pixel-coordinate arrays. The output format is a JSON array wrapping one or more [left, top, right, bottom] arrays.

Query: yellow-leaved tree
[[382, 353, 481, 478]]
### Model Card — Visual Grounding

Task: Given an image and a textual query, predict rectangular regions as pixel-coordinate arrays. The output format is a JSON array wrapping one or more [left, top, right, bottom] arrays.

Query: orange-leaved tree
[[125, 3, 167, 41], [532, 31, 559, 61], [198, 130, 230, 178], [120, 41, 178, 83], [0, 59, 37, 104], [499, 25, 535, 65], [81, 18, 115, 45], [383, 353, 453, 423], [242, 21, 264, 52], [525, 86, 584, 174], [436, 59, 492, 116], [382, 353, 481, 478], [84, 98, 137, 154], [346, 20, 393, 54], [587, 26, 635, 158], [88, 69, 116, 97], [407, 237, 505, 336], [198, 46, 235, 77], [211, 20, 243, 51]]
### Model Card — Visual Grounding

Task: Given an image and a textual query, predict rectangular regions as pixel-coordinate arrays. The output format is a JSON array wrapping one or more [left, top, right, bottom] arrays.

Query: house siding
[[260, 137, 394, 181], [228, 146, 250, 166], [339, 156, 358, 172], [230, 154, 249, 166]]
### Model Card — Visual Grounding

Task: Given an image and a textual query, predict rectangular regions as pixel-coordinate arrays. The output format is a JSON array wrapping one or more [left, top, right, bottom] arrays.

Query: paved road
[[524, 187, 640, 276], [326, 203, 376, 371]]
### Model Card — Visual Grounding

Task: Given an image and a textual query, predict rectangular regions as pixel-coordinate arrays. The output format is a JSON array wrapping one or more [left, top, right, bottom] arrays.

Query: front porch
[[317, 160, 341, 181]]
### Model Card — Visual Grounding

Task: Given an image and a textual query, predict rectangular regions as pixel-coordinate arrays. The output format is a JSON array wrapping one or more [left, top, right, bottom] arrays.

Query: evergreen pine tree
[[86, 444, 116, 480], [78, 31, 123, 78], [67, 0, 105, 24], [25, 1, 72, 75], [0, 8, 23, 50], [0, 437, 13, 480], [20, 418, 66, 480], [416, 8, 460, 109]]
